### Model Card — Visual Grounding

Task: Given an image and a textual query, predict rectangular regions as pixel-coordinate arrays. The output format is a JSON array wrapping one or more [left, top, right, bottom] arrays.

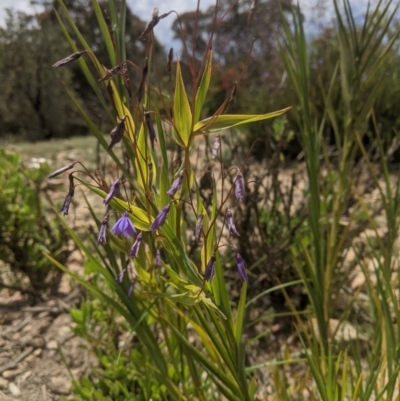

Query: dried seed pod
[[48, 162, 76, 179], [195, 213, 204, 243], [144, 111, 157, 150], [52, 51, 85, 68], [108, 116, 127, 150], [137, 58, 148, 103], [167, 47, 173, 80]]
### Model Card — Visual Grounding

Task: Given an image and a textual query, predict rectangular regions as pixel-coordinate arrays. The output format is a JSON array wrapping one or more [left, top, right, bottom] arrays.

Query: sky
[[0, 0, 384, 46]]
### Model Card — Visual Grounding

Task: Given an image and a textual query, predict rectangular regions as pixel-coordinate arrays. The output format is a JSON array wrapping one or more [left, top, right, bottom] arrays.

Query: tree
[[0, 0, 165, 141], [0, 10, 82, 140]]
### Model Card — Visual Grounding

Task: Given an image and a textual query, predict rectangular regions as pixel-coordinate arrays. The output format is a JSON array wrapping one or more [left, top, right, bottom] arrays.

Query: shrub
[[0, 150, 71, 295]]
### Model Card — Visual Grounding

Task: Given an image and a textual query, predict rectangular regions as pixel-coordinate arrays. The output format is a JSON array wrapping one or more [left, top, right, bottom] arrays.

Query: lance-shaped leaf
[[194, 48, 212, 123], [193, 107, 292, 135], [134, 122, 155, 192], [173, 60, 192, 147]]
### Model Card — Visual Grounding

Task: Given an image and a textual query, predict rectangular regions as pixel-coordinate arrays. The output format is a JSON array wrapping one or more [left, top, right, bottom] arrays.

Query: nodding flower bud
[[234, 171, 245, 201], [108, 117, 127, 150], [212, 136, 221, 160], [236, 253, 248, 282], [167, 170, 184, 197], [48, 162, 76, 179], [195, 213, 203, 243], [226, 209, 239, 238], [59, 193, 72, 216], [97, 214, 108, 245], [103, 178, 121, 206], [137, 58, 148, 103], [60, 174, 75, 216], [150, 204, 171, 231], [145, 112, 157, 150], [127, 280, 135, 297], [111, 212, 136, 238], [204, 253, 216, 281], [115, 268, 127, 284], [52, 51, 85, 68], [68, 174, 75, 197], [155, 249, 161, 267], [129, 232, 143, 258]]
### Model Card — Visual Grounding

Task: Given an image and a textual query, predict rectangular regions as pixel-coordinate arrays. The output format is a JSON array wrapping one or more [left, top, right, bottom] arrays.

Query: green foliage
[[276, 0, 400, 399], [46, 0, 290, 400], [45, 0, 400, 399], [0, 150, 70, 294], [67, 298, 171, 401]]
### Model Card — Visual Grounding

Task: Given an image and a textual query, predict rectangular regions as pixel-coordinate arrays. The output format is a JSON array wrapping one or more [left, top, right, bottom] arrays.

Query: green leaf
[[193, 107, 291, 135], [91, 0, 116, 67], [173, 60, 192, 147], [235, 282, 247, 347], [194, 48, 212, 123]]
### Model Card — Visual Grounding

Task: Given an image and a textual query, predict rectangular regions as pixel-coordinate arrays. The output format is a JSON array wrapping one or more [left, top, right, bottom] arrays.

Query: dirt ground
[[0, 139, 102, 401], [0, 240, 101, 401], [1, 136, 398, 400]]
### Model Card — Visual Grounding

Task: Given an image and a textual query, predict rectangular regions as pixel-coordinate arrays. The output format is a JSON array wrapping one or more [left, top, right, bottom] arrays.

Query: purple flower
[[52, 51, 85, 68], [150, 204, 171, 231], [103, 178, 121, 206], [115, 268, 127, 284], [97, 214, 108, 245], [111, 212, 136, 237], [234, 171, 245, 201], [129, 232, 143, 258], [48, 162, 76, 179], [167, 170, 184, 197], [204, 254, 216, 281], [227, 209, 239, 237], [212, 136, 221, 160], [108, 117, 126, 150], [195, 213, 203, 242], [127, 281, 135, 297], [236, 253, 248, 282], [60, 193, 72, 216], [155, 249, 161, 267]]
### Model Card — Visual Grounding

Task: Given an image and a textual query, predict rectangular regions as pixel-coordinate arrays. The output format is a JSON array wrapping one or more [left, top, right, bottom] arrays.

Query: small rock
[[2, 370, 18, 380], [8, 382, 21, 397], [33, 348, 42, 357], [0, 377, 8, 390], [0, 338, 5, 347], [48, 376, 71, 395], [20, 370, 32, 382], [25, 354, 36, 364], [38, 311, 50, 319], [57, 326, 72, 343], [22, 324, 33, 333], [29, 336, 45, 349], [46, 340, 58, 350]]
